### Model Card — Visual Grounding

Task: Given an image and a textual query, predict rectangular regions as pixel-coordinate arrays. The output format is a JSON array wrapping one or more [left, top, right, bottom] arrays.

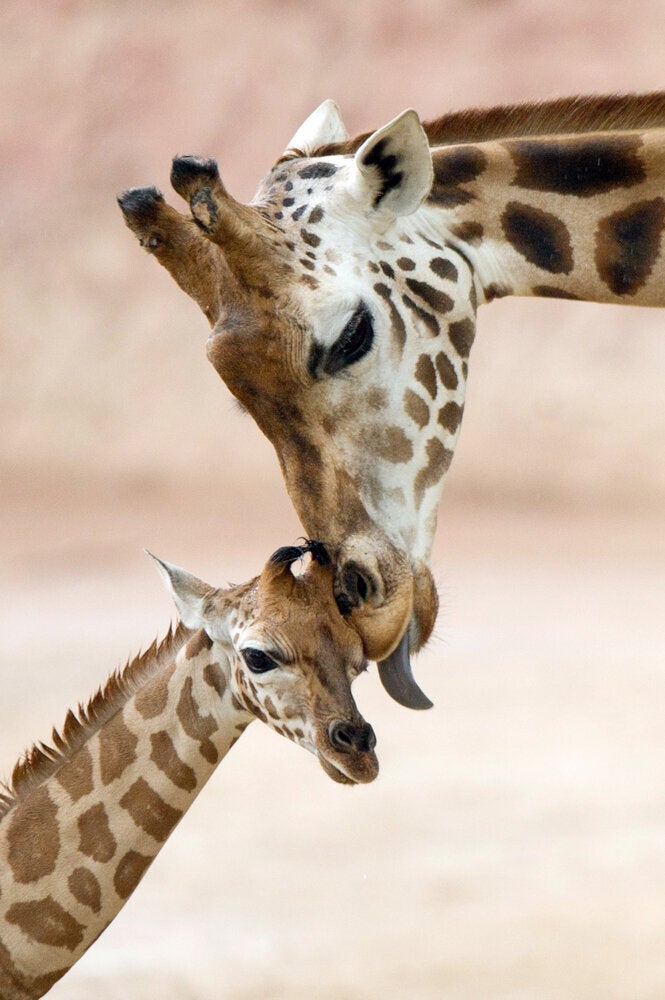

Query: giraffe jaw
[[316, 749, 379, 786]]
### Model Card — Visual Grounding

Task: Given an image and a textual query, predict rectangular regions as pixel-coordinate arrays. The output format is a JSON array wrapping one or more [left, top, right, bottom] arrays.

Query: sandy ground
[[2, 482, 665, 999]]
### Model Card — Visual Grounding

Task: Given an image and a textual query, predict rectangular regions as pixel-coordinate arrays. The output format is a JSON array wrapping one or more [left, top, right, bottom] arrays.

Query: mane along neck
[[0, 622, 191, 821], [312, 92, 665, 157]]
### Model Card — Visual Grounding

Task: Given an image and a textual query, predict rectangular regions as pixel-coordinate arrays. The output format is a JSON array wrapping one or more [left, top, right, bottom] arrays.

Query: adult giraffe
[[119, 92, 665, 708]]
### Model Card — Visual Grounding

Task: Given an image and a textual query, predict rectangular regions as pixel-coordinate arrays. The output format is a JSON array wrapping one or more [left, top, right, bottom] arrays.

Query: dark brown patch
[[77, 802, 117, 862], [68, 866, 102, 914], [263, 695, 281, 721], [98, 709, 138, 786], [531, 285, 582, 300], [483, 283, 512, 301], [301, 273, 319, 289], [204, 661, 227, 697], [119, 777, 183, 843], [402, 295, 440, 336], [430, 257, 458, 281], [438, 401, 464, 434], [435, 352, 459, 390], [176, 676, 219, 764], [595, 197, 665, 295], [415, 355, 438, 399], [368, 425, 414, 463], [55, 743, 94, 802], [185, 629, 213, 659], [298, 162, 337, 179], [396, 256, 416, 271], [405, 277, 454, 313], [430, 145, 487, 206], [134, 661, 176, 720], [448, 318, 476, 359], [501, 202, 573, 274], [379, 260, 395, 279], [414, 438, 455, 506], [308, 205, 325, 224], [404, 389, 430, 429], [114, 849, 153, 900], [452, 221, 484, 245], [150, 731, 197, 792], [6, 896, 85, 951], [374, 281, 407, 352], [7, 786, 60, 884], [509, 134, 645, 197], [301, 229, 321, 248]]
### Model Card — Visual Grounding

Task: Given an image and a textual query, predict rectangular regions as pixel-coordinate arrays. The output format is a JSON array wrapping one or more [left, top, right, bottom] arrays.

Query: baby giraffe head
[[152, 541, 378, 786]]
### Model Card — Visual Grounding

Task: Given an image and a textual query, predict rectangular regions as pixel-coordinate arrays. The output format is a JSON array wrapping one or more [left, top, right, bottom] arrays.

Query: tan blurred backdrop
[[2, 2, 665, 998]]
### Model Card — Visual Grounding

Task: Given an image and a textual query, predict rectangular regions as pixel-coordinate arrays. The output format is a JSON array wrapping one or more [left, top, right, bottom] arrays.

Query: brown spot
[[368, 425, 414, 463], [402, 295, 440, 335], [185, 629, 213, 659], [374, 281, 407, 352], [595, 197, 665, 295], [0, 940, 70, 999], [448, 318, 475, 359], [405, 277, 454, 313], [56, 743, 94, 802], [120, 777, 183, 843], [404, 389, 430, 429], [68, 866, 102, 914], [414, 438, 454, 506], [438, 401, 464, 434], [204, 661, 227, 697], [452, 221, 484, 245], [176, 676, 219, 764], [483, 283, 512, 301], [415, 354, 437, 399], [99, 709, 138, 785], [7, 786, 60, 883], [114, 849, 153, 900], [301, 273, 319, 289], [6, 896, 84, 951], [78, 802, 117, 862], [301, 229, 321, 248], [263, 695, 281, 721], [532, 285, 582, 300], [501, 201, 573, 274], [135, 661, 176, 720], [396, 256, 416, 270], [430, 257, 458, 281], [509, 134, 645, 197], [430, 145, 487, 206], [435, 352, 459, 389], [368, 261, 380, 274], [308, 205, 325, 224], [150, 731, 197, 792]]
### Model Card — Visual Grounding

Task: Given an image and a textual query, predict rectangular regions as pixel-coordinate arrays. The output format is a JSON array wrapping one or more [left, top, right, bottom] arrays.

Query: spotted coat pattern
[[0, 552, 374, 997]]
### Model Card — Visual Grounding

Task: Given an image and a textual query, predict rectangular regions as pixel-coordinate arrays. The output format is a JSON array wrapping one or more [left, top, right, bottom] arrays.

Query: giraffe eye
[[324, 304, 374, 375], [242, 648, 278, 674]]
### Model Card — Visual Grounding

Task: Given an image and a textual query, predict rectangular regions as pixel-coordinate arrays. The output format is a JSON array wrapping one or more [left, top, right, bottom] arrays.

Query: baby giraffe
[[0, 540, 377, 999]]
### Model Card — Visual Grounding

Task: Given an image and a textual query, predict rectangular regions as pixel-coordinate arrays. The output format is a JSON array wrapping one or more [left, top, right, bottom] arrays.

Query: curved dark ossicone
[[377, 633, 433, 711]]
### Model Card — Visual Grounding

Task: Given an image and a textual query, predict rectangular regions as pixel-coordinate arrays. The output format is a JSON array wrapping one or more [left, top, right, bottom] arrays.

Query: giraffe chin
[[317, 752, 379, 786]]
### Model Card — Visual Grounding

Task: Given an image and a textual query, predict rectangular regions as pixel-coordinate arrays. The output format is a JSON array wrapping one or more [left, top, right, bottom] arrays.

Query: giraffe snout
[[328, 719, 377, 755]]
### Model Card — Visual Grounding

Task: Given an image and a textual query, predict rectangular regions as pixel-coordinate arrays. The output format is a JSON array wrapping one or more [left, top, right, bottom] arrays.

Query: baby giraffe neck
[[0, 627, 253, 999]]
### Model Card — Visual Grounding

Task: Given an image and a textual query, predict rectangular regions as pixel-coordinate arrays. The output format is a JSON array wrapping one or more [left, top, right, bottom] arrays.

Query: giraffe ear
[[351, 109, 433, 218], [147, 551, 215, 631], [284, 99, 349, 157]]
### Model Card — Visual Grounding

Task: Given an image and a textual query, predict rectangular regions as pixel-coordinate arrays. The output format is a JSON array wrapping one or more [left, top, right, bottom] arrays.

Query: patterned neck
[[0, 627, 252, 999]]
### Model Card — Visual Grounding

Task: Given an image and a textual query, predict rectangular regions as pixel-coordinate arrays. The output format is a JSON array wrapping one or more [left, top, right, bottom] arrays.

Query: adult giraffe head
[[118, 99, 476, 709]]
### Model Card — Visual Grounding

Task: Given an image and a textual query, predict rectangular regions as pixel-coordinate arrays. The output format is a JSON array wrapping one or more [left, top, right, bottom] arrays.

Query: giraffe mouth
[[316, 747, 379, 786], [317, 754, 360, 785]]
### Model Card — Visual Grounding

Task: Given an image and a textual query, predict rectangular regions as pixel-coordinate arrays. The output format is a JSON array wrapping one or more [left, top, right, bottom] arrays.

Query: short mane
[[0, 621, 191, 820], [312, 92, 665, 156]]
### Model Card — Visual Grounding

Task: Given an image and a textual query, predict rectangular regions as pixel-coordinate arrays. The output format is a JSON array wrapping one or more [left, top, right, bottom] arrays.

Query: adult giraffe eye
[[324, 304, 374, 375], [242, 648, 278, 674]]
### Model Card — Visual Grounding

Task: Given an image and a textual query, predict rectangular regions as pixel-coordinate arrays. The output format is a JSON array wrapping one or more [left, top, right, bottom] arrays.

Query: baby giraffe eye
[[242, 648, 278, 674]]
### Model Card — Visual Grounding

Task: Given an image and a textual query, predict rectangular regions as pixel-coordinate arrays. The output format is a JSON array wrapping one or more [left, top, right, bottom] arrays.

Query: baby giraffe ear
[[284, 99, 349, 157], [147, 551, 214, 631], [351, 109, 433, 218]]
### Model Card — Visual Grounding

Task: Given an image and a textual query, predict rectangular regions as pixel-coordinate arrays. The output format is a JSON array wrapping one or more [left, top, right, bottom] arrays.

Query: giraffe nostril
[[329, 720, 377, 754]]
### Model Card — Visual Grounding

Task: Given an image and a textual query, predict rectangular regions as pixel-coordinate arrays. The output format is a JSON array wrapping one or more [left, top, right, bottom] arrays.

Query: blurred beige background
[[2, 2, 665, 997]]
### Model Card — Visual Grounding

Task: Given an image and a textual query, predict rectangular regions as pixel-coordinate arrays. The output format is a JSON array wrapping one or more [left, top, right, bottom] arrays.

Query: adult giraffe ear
[[284, 99, 349, 157], [351, 109, 433, 217], [147, 551, 228, 638]]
